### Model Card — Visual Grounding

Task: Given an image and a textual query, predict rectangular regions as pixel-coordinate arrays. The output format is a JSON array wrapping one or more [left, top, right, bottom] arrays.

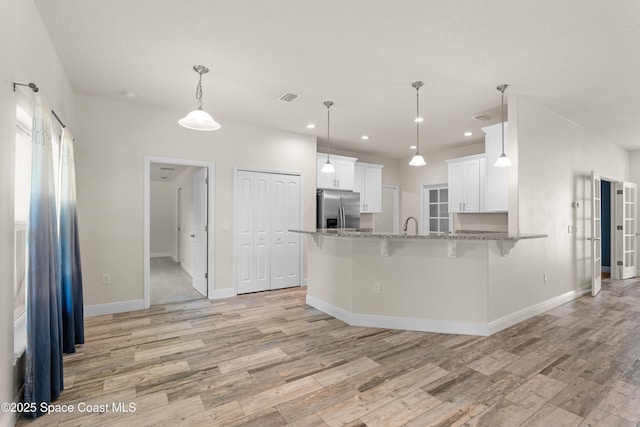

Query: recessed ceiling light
[[409, 145, 417, 150], [306, 123, 316, 129], [414, 117, 424, 123], [464, 132, 473, 136], [361, 135, 369, 140]]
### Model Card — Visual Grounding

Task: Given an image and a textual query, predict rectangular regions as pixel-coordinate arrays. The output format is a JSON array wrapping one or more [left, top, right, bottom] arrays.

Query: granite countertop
[[289, 229, 547, 241]]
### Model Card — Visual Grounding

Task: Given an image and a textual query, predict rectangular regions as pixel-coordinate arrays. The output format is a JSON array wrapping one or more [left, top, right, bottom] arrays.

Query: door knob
[[190, 234, 195, 238]]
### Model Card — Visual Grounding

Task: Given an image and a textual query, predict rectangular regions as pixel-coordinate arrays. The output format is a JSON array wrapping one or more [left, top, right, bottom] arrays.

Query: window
[[14, 102, 62, 361], [14, 104, 31, 360], [424, 184, 449, 233]]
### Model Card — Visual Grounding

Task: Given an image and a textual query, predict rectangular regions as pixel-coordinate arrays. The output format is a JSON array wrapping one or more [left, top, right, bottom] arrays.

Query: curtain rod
[[13, 81, 67, 129]]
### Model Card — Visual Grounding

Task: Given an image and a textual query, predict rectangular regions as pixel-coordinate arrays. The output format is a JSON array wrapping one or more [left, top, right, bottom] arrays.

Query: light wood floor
[[17, 278, 640, 426]]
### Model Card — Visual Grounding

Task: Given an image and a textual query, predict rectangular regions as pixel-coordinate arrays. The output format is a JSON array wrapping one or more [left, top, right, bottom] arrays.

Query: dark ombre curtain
[[58, 128, 84, 352], [24, 96, 64, 418]]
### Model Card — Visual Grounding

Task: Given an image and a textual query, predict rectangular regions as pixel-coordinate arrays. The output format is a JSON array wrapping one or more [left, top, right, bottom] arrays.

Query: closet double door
[[236, 170, 301, 294]]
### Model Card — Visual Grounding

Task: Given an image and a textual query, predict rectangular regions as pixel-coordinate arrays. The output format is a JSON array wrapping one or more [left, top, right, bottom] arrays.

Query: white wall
[[74, 94, 316, 306], [487, 95, 629, 321], [0, 1, 75, 425], [150, 181, 177, 258]]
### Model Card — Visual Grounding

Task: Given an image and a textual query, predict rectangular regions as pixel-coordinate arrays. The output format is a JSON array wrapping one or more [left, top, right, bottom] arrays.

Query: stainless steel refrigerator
[[317, 189, 361, 229]]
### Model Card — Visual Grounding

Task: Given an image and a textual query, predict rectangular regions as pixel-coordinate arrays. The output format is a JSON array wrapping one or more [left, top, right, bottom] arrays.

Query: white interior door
[[236, 170, 301, 294], [270, 174, 301, 290], [237, 172, 256, 293], [617, 181, 637, 279], [237, 171, 270, 293], [591, 171, 602, 296], [192, 168, 208, 296], [176, 187, 182, 263]]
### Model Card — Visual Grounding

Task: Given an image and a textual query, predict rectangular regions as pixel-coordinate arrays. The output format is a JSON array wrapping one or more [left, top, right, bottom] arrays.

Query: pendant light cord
[[196, 72, 203, 110], [327, 104, 330, 161], [501, 88, 505, 153], [416, 86, 420, 153], [497, 84, 508, 154], [324, 101, 333, 162]]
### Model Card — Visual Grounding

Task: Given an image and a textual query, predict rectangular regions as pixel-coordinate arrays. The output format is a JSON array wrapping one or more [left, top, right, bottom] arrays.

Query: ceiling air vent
[[473, 114, 494, 122], [279, 92, 299, 102]]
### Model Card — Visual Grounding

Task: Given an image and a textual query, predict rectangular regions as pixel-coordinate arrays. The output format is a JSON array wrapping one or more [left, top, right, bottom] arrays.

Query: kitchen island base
[[302, 232, 586, 336]]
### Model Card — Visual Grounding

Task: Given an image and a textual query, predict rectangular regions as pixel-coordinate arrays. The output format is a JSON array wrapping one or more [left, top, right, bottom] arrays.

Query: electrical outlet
[[372, 282, 381, 294], [101, 274, 111, 285]]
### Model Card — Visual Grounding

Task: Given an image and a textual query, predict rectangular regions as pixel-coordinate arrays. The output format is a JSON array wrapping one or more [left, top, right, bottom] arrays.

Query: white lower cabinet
[[354, 162, 383, 213], [447, 154, 485, 213], [236, 170, 301, 294]]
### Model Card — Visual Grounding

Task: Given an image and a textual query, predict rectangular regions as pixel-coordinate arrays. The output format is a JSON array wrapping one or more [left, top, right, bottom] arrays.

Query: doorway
[[144, 157, 215, 308], [590, 172, 637, 296], [420, 183, 449, 234], [601, 181, 612, 278]]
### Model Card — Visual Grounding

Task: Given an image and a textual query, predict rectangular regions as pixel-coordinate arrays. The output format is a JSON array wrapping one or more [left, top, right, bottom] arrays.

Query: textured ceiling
[[33, 0, 640, 159]]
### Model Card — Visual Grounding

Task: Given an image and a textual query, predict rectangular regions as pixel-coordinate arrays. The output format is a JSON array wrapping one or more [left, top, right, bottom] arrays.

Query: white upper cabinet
[[482, 123, 509, 211], [354, 162, 383, 213], [447, 154, 485, 213], [317, 153, 357, 190]]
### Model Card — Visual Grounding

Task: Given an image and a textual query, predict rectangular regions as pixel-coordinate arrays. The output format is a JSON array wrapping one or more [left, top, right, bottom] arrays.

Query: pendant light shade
[[179, 65, 221, 131], [494, 84, 511, 167], [409, 153, 426, 167], [409, 81, 426, 167], [321, 160, 335, 173], [321, 101, 335, 174]]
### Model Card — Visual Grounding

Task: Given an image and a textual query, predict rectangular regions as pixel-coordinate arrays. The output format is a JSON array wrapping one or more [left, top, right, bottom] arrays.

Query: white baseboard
[[306, 295, 490, 336], [211, 288, 236, 300], [150, 252, 174, 259], [307, 286, 591, 337], [0, 382, 24, 427], [487, 286, 591, 335], [85, 299, 146, 317]]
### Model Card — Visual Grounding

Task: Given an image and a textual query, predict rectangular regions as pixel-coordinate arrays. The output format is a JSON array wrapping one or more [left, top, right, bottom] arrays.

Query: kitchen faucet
[[403, 216, 418, 235]]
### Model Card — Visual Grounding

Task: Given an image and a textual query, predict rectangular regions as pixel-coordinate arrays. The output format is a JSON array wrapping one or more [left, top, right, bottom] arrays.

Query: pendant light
[[178, 65, 221, 131], [409, 81, 427, 167], [320, 101, 335, 173], [494, 84, 512, 167]]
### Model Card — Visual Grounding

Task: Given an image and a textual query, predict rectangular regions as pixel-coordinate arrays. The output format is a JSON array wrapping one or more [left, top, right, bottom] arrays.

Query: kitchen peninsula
[[292, 229, 550, 336]]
